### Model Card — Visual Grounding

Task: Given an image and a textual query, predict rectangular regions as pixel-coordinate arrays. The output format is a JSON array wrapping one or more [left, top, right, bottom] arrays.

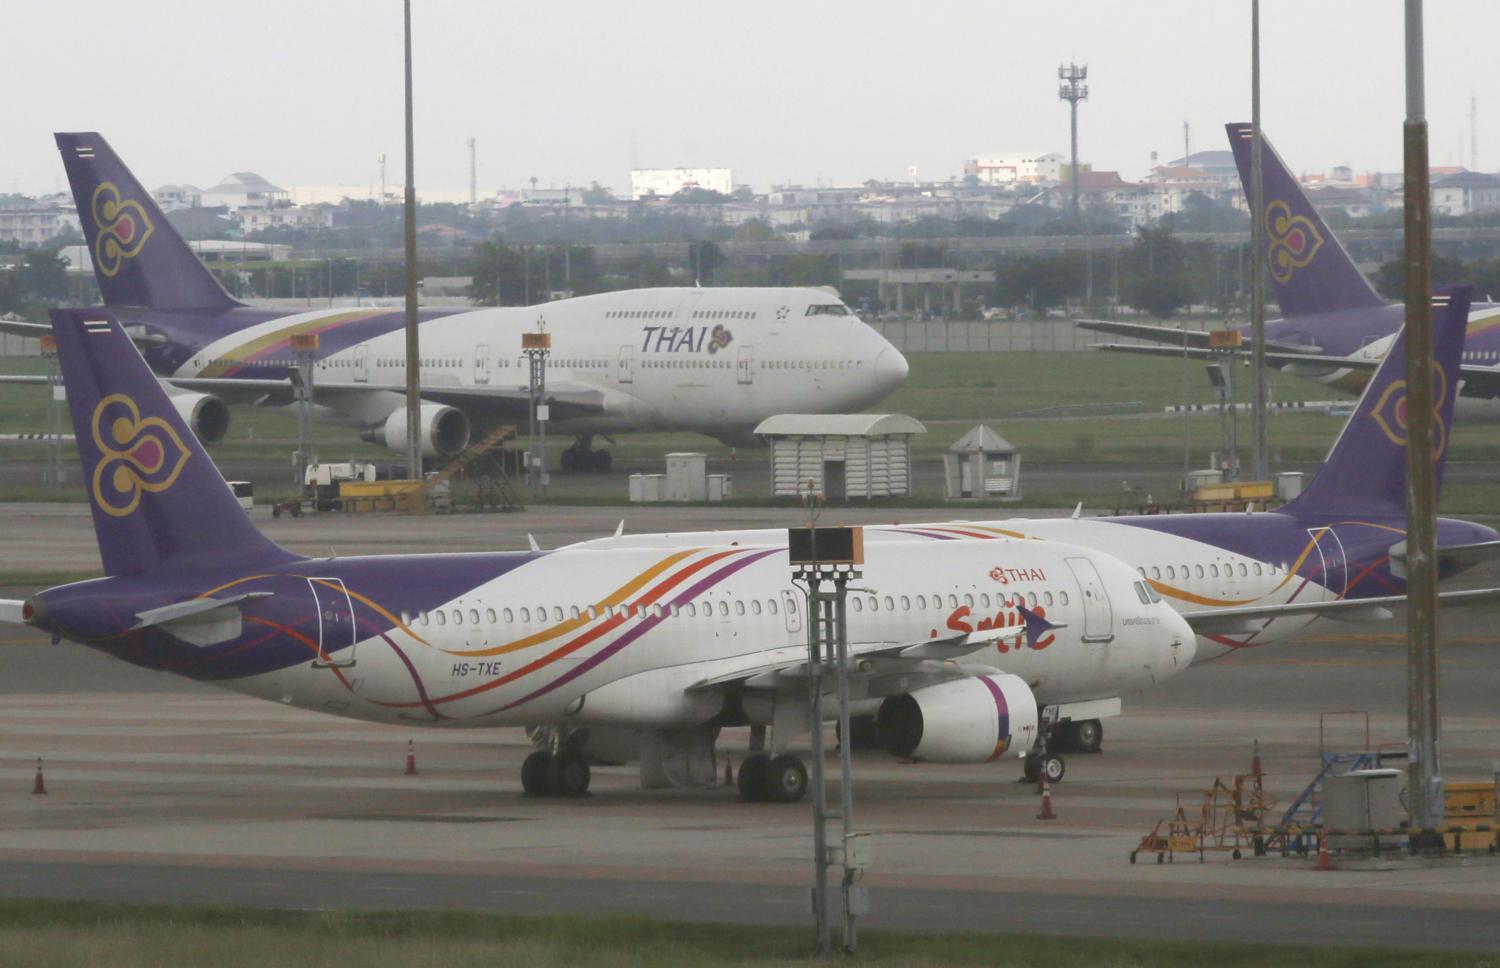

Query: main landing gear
[[520, 750, 591, 797], [560, 437, 613, 473], [1052, 719, 1104, 754], [736, 753, 809, 803]]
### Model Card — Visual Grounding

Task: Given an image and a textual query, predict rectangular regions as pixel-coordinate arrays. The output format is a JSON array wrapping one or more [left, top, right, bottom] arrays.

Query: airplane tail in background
[[54, 132, 241, 312], [1284, 287, 1470, 518], [1225, 123, 1385, 318], [49, 309, 295, 576]]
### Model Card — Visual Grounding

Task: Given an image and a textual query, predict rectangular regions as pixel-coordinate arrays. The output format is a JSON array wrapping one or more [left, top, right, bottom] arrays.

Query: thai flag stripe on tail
[[83, 318, 111, 335]]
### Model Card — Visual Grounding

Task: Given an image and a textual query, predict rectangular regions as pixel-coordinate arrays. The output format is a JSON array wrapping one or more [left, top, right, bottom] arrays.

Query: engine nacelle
[[362, 403, 470, 459], [877, 673, 1039, 763], [165, 390, 229, 444]]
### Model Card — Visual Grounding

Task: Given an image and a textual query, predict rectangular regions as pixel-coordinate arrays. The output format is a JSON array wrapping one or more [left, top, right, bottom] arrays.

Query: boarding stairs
[[417, 425, 523, 512]]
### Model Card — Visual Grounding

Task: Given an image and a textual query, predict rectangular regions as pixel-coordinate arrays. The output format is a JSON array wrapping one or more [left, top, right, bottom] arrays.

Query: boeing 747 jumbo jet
[[571, 289, 1500, 761], [0, 308, 1205, 799], [0, 133, 907, 468], [1079, 124, 1500, 416]]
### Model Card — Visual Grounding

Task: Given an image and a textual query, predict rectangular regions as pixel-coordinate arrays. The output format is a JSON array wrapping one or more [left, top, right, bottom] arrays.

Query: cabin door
[[1064, 557, 1114, 643], [617, 344, 635, 384], [780, 588, 803, 646], [352, 345, 369, 383], [474, 343, 490, 384], [308, 577, 358, 668], [736, 345, 754, 385], [1305, 528, 1348, 597]]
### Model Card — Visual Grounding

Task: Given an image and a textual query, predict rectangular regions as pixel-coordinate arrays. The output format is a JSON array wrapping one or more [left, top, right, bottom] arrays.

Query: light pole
[[401, 0, 424, 499], [1250, 0, 1270, 482], [1058, 64, 1089, 218], [522, 330, 551, 499]]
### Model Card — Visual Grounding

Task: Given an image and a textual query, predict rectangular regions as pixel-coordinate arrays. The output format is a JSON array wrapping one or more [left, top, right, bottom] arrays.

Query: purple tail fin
[[54, 132, 240, 311], [1225, 123, 1385, 318], [49, 309, 294, 576], [1284, 287, 1470, 517]]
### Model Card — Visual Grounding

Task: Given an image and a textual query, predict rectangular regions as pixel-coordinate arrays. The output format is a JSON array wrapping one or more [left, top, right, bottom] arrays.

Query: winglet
[[1016, 603, 1065, 650], [614, 520, 625, 538], [527, 533, 541, 552]]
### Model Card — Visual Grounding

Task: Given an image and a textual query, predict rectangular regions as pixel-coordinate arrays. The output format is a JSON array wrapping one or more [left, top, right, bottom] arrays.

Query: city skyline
[[5, 1, 1498, 198]]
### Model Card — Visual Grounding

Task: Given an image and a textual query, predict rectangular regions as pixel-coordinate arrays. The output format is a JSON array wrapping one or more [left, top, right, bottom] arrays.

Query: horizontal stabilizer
[[133, 591, 272, 647]]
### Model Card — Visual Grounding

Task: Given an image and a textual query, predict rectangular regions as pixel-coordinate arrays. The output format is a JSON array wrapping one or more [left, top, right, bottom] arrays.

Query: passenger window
[[1195, 565, 1204, 578], [963, 594, 974, 608], [1253, 563, 1263, 576], [735, 601, 745, 616], [1238, 563, 1248, 577], [916, 595, 927, 609], [1028, 593, 1037, 607], [751, 600, 762, 615], [900, 595, 910, 610], [400, 611, 411, 625], [452, 610, 462, 625], [884, 596, 895, 611], [651, 604, 663, 618], [869, 597, 879, 612], [1150, 566, 1160, 579], [718, 601, 729, 616], [980, 593, 990, 608], [486, 608, 496, 624], [701, 600, 711, 614], [503, 608, 514, 622], [769, 600, 778, 615], [948, 594, 958, 608], [1044, 592, 1054, 606], [1210, 564, 1220, 577], [1060, 591, 1070, 606], [469, 609, 480, 625], [852, 598, 863, 612], [1166, 566, 1176, 579], [685, 603, 697, 617], [435, 611, 446, 626], [520, 607, 530, 622], [418, 612, 429, 626]]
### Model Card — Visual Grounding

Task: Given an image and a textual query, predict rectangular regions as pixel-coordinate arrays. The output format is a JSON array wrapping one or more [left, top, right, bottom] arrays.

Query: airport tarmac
[[2, 504, 1498, 952]]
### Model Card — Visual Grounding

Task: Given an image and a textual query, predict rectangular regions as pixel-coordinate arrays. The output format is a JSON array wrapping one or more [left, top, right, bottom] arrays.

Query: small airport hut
[[755, 413, 925, 500], [944, 424, 1022, 501]]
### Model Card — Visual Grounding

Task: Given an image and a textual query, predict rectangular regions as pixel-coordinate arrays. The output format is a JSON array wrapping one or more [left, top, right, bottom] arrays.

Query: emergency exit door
[[1064, 557, 1114, 642], [309, 577, 358, 667]]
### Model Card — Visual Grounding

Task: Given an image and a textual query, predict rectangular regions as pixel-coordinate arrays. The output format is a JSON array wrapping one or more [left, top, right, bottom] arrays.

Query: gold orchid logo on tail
[[91, 182, 154, 277], [1265, 199, 1324, 283], [1370, 362, 1449, 460], [90, 394, 190, 517]]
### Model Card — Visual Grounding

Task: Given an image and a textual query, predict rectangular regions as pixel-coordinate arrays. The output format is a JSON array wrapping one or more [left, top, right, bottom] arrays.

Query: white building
[[1432, 171, 1500, 216], [964, 153, 1064, 185], [630, 167, 733, 200], [200, 172, 290, 212], [0, 206, 80, 245]]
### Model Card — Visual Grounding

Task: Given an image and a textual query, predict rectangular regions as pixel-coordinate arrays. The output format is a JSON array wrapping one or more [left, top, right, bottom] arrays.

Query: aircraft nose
[[874, 346, 909, 393], [1165, 608, 1198, 670]]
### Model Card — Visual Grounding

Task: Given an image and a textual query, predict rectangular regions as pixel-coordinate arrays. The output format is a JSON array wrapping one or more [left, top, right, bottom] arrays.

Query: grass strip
[[0, 899, 1479, 968]]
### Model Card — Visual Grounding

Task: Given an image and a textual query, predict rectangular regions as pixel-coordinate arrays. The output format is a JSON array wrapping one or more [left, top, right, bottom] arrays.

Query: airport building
[[630, 167, 733, 200]]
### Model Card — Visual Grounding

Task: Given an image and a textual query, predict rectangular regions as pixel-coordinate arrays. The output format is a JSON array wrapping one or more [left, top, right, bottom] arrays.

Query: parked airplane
[[0, 308, 1205, 799], [1077, 123, 1500, 411], [572, 288, 1500, 758], [0, 133, 907, 468]]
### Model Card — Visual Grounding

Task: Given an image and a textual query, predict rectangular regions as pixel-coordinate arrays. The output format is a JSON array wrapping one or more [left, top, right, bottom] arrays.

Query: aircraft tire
[[737, 753, 770, 801], [1040, 754, 1066, 784], [521, 751, 553, 796], [1072, 719, 1103, 754], [764, 755, 808, 803], [550, 752, 591, 797], [1022, 753, 1040, 783], [593, 449, 612, 472]]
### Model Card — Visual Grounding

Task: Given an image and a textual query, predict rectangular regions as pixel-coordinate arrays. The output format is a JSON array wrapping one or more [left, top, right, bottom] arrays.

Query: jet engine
[[876, 673, 1039, 763], [362, 403, 470, 459], [164, 389, 230, 444]]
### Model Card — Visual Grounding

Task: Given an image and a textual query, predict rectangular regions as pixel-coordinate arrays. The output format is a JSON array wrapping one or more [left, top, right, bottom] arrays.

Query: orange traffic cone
[[1250, 739, 1263, 779], [1036, 776, 1057, 820], [1314, 830, 1336, 871], [403, 740, 418, 776], [31, 757, 46, 796]]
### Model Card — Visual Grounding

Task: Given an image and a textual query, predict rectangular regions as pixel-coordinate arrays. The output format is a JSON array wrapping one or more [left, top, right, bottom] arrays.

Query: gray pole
[[1402, 0, 1443, 848], [402, 0, 423, 489], [1250, 0, 1269, 482]]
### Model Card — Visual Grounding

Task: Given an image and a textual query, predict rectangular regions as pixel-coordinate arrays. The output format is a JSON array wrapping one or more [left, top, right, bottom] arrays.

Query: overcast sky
[[6, 1, 1498, 198]]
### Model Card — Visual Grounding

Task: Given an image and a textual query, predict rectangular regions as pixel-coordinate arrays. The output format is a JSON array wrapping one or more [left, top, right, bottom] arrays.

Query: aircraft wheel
[[1040, 754, 1066, 784], [1022, 753, 1040, 783], [764, 755, 808, 803], [593, 449, 612, 472], [1072, 719, 1103, 754], [737, 753, 770, 801], [521, 751, 553, 796], [549, 752, 591, 797]]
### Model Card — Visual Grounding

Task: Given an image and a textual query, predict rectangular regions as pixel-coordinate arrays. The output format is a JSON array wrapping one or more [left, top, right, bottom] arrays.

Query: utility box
[[706, 473, 732, 503], [1276, 472, 1304, 501], [1324, 768, 1405, 849], [944, 424, 1020, 500], [665, 452, 707, 502], [226, 481, 254, 510], [639, 473, 664, 502]]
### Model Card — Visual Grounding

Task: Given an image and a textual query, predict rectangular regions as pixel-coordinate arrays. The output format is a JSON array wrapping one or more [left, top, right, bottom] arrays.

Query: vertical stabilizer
[[54, 132, 240, 311], [1284, 287, 1470, 517], [49, 309, 293, 575], [1225, 123, 1385, 318]]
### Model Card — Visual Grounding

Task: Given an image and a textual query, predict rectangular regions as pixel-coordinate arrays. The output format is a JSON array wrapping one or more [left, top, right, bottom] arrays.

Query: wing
[[1075, 319, 1319, 354], [1180, 587, 1500, 635], [0, 319, 53, 341], [165, 376, 608, 421]]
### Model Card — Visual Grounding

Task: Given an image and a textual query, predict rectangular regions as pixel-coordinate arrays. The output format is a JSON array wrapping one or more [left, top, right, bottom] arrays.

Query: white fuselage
[[175, 287, 908, 438], [226, 538, 1193, 731]]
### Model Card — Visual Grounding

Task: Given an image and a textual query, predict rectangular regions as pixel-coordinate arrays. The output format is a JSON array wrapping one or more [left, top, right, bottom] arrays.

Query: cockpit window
[[805, 304, 851, 316], [1133, 580, 1163, 604]]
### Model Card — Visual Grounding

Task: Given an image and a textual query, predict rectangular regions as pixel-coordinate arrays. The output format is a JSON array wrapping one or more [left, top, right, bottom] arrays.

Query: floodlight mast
[[1402, 0, 1443, 850], [1250, 0, 1269, 482], [402, 0, 423, 497]]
